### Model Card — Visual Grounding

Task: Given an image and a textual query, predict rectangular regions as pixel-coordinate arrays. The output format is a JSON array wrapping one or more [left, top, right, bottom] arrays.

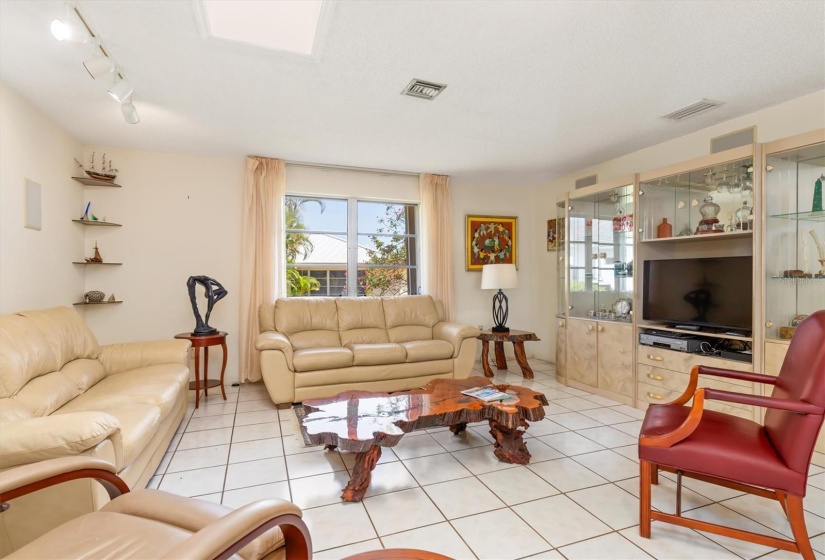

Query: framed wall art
[[465, 215, 517, 271], [547, 219, 557, 251]]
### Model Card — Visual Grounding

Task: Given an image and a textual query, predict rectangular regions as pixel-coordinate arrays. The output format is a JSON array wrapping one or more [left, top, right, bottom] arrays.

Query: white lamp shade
[[481, 263, 518, 290], [108, 79, 134, 103], [121, 100, 139, 124], [84, 55, 115, 79]]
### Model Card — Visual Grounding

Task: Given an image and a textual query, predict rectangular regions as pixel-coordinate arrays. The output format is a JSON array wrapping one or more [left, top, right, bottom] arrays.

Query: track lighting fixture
[[83, 54, 115, 79], [120, 99, 140, 124], [108, 78, 134, 103], [51, 1, 141, 124]]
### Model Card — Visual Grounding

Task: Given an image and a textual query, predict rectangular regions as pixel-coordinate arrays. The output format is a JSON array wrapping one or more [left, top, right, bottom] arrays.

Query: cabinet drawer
[[637, 381, 754, 420], [637, 345, 752, 380], [638, 364, 754, 401]]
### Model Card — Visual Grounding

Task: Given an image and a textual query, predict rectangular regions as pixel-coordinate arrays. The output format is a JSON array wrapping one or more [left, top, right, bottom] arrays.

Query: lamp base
[[491, 325, 510, 333]]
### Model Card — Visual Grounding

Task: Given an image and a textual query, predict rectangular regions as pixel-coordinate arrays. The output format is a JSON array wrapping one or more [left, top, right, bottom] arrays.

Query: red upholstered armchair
[[638, 310, 825, 559]]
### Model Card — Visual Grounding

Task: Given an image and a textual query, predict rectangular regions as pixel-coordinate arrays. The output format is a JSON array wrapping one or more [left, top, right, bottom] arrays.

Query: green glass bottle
[[813, 178, 823, 213]]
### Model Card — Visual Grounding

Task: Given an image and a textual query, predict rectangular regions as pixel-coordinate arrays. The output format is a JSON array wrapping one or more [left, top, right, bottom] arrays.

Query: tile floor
[[149, 360, 825, 560]]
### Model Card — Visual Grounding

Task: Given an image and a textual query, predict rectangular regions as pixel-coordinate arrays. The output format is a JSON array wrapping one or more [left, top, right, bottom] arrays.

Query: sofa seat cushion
[[401, 340, 454, 363], [295, 360, 454, 388], [349, 343, 406, 366], [293, 348, 353, 373], [55, 365, 188, 419]]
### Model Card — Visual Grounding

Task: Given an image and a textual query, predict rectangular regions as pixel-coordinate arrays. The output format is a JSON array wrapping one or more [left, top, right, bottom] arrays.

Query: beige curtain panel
[[420, 173, 455, 321], [239, 157, 286, 383]]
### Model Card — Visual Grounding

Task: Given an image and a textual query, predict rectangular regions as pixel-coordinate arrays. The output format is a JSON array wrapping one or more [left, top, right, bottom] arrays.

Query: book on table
[[460, 386, 516, 402]]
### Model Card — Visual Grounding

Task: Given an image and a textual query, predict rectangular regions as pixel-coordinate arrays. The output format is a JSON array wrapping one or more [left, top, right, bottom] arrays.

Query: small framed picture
[[547, 219, 557, 251], [465, 215, 517, 271], [24, 178, 42, 231]]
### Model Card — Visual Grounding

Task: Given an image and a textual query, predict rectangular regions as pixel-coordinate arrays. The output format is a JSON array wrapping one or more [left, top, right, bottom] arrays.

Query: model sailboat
[[85, 152, 118, 182]]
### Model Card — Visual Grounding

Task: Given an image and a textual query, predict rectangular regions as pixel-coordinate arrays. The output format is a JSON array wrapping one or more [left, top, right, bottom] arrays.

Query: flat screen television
[[643, 256, 753, 332]]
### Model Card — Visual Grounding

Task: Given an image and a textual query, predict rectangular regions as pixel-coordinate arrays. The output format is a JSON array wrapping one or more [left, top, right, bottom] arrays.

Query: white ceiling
[[1, 1, 823, 185]]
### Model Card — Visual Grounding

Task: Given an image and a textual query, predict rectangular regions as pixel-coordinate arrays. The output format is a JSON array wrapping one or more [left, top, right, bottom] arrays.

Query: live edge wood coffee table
[[301, 377, 548, 502]]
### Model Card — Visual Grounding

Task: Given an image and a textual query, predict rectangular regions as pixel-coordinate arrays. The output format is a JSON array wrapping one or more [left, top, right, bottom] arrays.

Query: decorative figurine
[[84, 242, 103, 263], [81, 202, 91, 220], [107, 293, 116, 302], [84, 290, 105, 303], [187, 276, 228, 335], [85, 151, 118, 182], [813, 175, 823, 213], [810, 230, 825, 277]]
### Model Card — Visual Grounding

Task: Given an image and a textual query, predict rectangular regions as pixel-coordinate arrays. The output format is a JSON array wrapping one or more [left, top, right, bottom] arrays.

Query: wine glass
[[716, 173, 730, 193], [729, 173, 743, 194]]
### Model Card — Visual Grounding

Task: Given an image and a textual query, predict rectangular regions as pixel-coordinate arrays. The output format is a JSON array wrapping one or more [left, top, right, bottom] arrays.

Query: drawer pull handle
[[647, 373, 664, 381], [559, 321, 564, 327], [597, 325, 604, 332], [647, 354, 664, 362], [647, 392, 664, 400], [587, 325, 594, 332]]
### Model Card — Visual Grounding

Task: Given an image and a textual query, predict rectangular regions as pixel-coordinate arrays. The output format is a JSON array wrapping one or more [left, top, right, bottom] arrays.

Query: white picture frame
[[24, 178, 42, 231]]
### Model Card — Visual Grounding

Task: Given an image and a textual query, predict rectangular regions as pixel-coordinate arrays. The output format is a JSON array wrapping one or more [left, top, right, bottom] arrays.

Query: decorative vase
[[657, 218, 672, 238], [813, 178, 823, 213], [699, 195, 720, 220], [734, 201, 752, 230]]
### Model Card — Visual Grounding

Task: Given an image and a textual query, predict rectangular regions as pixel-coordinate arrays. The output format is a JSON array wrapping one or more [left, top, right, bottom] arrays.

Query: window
[[285, 196, 419, 297]]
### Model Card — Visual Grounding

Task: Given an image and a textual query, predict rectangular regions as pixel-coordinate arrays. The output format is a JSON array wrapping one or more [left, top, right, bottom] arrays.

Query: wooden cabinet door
[[764, 340, 789, 376], [567, 319, 597, 387], [597, 322, 634, 397], [555, 319, 566, 382]]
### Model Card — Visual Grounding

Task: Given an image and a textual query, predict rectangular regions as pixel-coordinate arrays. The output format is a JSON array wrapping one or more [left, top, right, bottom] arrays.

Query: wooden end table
[[477, 329, 540, 379], [301, 377, 548, 502], [174, 331, 228, 408]]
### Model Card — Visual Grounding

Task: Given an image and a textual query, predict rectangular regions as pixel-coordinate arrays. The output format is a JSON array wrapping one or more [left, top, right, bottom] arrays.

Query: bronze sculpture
[[187, 276, 227, 336]]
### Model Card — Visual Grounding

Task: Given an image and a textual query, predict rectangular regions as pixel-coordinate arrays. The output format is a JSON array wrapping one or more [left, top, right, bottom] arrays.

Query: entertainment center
[[554, 128, 825, 449]]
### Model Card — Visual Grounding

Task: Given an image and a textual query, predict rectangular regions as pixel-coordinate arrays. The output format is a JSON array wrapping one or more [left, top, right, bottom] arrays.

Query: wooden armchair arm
[[704, 389, 823, 414], [666, 365, 777, 406], [0, 456, 129, 505], [640, 389, 706, 448]]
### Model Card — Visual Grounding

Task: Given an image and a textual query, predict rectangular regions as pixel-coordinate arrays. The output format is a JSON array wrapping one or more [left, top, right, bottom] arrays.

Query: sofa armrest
[[0, 412, 123, 470], [98, 340, 191, 375], [433, 322, 481, 358], [256, 332, 294, 371]]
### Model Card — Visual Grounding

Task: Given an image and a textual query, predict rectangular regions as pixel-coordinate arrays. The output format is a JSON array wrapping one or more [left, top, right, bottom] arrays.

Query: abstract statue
[[187, 276, 228, 336]]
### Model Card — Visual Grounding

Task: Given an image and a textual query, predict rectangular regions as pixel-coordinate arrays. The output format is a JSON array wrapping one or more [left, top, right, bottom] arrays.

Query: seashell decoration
[[84, 290, 105, 303]]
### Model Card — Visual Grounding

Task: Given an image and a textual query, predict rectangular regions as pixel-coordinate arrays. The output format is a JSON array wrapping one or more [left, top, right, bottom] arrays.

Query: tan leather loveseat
[[256, 295, 480, 404], [0, 307, 191, 553]]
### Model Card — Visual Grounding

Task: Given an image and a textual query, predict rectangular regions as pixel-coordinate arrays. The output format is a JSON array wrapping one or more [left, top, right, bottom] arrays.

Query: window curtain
[[239, 157, 286, 383], [420, 173, 455, 321]]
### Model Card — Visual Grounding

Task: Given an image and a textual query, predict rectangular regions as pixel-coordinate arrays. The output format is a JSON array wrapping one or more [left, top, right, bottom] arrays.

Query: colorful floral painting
[[465, 215, 517, 271]]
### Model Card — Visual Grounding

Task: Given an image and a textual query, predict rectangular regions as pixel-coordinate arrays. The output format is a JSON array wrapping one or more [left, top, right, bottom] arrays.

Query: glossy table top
[[301, 377, 548, 453]]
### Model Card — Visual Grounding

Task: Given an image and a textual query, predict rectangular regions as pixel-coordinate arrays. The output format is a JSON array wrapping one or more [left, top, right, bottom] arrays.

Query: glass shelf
[[768, 210, 825, 222]]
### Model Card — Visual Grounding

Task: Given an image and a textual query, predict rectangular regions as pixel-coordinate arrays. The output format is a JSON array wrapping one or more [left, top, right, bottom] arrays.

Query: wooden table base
[[489, 419, 532, 464], [341, 445, 382, 502], [478, 330, 540, 380]]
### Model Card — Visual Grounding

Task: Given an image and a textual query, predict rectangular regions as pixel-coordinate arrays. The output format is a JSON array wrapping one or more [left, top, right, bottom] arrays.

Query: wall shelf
[[72, 262, 122, 266], [72, 177, 122, 188], [639, 230, 752, 244], [72, 219, 122, 227], [73, 300, 123, 306], [768, 210, 825, 222]]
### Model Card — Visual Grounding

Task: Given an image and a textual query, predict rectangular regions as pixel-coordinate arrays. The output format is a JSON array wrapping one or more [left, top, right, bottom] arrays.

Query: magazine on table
[[460, 386, 517, 403]]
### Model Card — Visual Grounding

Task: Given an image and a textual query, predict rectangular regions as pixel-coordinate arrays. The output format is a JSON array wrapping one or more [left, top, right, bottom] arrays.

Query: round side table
[[174, 331, 228, 408]]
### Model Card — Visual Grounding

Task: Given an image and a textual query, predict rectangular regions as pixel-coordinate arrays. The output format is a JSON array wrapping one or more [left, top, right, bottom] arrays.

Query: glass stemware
[[716, 173, 730, 193], [729, 173, 743, 194]]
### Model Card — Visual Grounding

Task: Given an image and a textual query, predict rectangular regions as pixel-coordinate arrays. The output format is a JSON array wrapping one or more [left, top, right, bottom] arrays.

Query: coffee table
[[300, 377, 548, 501]]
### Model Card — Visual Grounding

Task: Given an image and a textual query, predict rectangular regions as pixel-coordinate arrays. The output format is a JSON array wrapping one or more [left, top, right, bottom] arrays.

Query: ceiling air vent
[[575, 174, 598, 189], [660, 99, 722, 121], [402, 79, 447, 100]]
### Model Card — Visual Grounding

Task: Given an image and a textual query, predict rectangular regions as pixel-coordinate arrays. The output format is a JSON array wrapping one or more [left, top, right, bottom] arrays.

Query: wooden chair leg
[[786, 494, 815, 560], [651, 464, 659, 485], [640, 459, 652, 538]]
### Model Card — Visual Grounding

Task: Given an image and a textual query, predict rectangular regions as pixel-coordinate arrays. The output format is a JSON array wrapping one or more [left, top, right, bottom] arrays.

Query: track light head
[[83, 55, 115, 79], [108, 78, 134, 103], [50, 17, 89, 43], [121, 99, 140, 124]]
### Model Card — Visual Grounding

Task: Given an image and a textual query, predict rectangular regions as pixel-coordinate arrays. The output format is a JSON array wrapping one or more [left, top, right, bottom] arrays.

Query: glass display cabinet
[[763, 133, 825, 342], [567, 184, 635, 322], [556, 196, 567, 318], [638, 153, 755, 242]]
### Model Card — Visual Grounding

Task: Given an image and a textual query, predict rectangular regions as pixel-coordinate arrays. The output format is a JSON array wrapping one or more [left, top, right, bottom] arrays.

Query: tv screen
[[643, 256, 753, 331]]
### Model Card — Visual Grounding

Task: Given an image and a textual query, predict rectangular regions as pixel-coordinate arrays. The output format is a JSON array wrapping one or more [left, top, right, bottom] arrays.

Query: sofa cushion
[[12, 371, 79, 417], [0, 399, 33, 421], [55, 365, 189, 419], [349, 343, 406, 366], [0, 307, 98, 398], [295, 360, 454, 388], [401, 340, 454, 363], [60, 359, 107, 393], [382, 296, 439, 343], [275, 298, 341, 350], [293, 348, 353, 372], [337, 297, 390, 345]]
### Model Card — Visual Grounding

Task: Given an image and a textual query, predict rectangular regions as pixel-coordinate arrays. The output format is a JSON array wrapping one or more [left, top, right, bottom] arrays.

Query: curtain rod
[[283, 160, 420, 177]]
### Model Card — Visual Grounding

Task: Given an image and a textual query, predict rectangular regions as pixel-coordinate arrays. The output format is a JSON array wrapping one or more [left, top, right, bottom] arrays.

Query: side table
[[174, 331, 228, 408], [477, 329, 540, 379]]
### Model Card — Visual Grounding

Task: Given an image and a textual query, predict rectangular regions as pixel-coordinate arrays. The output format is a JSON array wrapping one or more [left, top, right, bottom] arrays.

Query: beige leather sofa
[[0, 307, 191, 554], [256, 295, 480, 405]]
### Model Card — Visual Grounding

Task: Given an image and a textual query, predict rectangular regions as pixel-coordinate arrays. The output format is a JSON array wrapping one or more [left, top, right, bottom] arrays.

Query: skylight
[[202, 0, 323, 55]]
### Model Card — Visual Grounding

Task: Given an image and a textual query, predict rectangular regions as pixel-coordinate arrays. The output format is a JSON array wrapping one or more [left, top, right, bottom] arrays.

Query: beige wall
[[0, 83, 84, 314], [535, 90, 825, 362], [77, 146, 245, 382]]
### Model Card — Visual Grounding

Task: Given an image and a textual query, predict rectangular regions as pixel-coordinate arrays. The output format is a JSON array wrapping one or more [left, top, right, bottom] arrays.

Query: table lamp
[[481, 263, 518, 332]]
